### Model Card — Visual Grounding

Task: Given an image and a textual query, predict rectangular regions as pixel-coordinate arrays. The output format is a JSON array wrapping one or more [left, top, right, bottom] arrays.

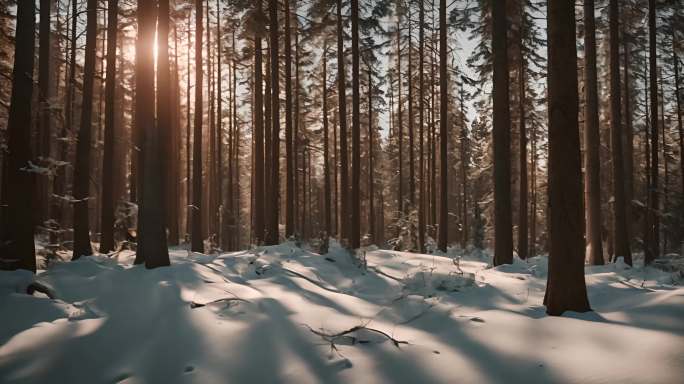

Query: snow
[[1, 242, 682, 384]]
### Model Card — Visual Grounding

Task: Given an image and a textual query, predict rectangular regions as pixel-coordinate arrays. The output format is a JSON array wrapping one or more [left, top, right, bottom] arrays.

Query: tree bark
[[285, 0, 295, 239], [417, 0, 426, 253], [136, 0, 170, 268], [336, 0, 349, 243], [192, 0, 205, 252], [544, 0, 591, 316], [438, 0, 448, 252], [100, 0, 119, 253], [72, 0, 98, 260], [0, 0, 36, 272], [583, 0, 603, 265], [608, 0, 632, 265], [266, 0, 281, 245], [492, 0, 513, 265]]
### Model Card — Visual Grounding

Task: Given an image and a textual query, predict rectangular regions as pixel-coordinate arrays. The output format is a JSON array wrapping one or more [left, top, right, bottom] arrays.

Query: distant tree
[[645, 0, 659, 264], [72, 0, 98, 260], [438, 0, 448, 252], [266, 0, 281, 245], [609, 0, 632, 265], [192, 0, 205, 252], [583, 0, 604, 265]]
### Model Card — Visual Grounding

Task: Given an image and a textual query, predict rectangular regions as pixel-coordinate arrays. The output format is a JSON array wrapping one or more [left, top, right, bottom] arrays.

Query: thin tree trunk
[[0, 0, 36, 271], [417, 0, 425, 253], [459, 83, 468, 249], [37, 0, 52, 226], [323, 46, 331, 239], [336, 0, 349, 243], [192, 0, 205, 252], [609, 0, 631, 265], [368, 67, 375, 244], [492, 0, 513, 266], [72, 0, 98, 260], [544, 0, 591, 316], [645, 0, 660, 264], [438, 0, 448, 253], [266, 0, 281, 245], [583, 0, 603, 265], [517, 30, 528, 260], [396, 9, 404, 218], [100, 0, 119, 253], [285, 0, 294, 238]]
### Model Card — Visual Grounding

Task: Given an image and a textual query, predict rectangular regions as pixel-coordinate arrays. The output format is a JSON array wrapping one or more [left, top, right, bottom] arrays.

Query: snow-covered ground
[[1, 243, 683, 384]]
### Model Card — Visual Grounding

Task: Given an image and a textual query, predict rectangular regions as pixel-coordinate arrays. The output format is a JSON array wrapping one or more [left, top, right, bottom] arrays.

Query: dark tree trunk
[[417, 0, 425, 253], [266, 0, 281, 245], [285, 0, 294, 239], [100, 0, 119, 253], [336, 0, 349, 243], [186, 24, 192, 240], [396, 12, 404, 219], [168, 18, 181, 246], [37, 0, 52, 226], [0, 0, 36, 272], [368, 67, 375, 244], [674, 35, 683, 198], [136, 0, 170, 268], [350, 0, 361, 249], [408, 14, 415, 212], [517, 24, 528, 260], [192, 0, 205, 252], [544, 0, 591, 316], [492, 0, 513, 266], [72, 0, 98, 260], [459, 83, 468, 249], [646, 0, 659, 264], [608, 0, 632, 265], [583, 0, 603, 265], [255, 3, 266, 245], [323, 46, 331, 239], [438, 0, 448, 252]]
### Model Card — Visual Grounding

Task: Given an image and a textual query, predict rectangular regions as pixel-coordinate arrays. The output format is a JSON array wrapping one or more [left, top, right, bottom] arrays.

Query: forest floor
[[1, 241, 683, 384]]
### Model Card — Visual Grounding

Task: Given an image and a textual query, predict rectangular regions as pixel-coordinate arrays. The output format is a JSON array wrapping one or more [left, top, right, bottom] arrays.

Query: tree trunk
[[136, 0, 170, 268], [72, 0, 98, 260], [192, 0, 205, 252], [492, 0, 513, 265], [100, 0, 119, 253], [417, 0, 426, 253], [285, 0, 295, 239], [0, 0, 36, 272], [583, 0, 603, 265], [350, 0, 361, 249], [368, 67, 375, 244], [674, 34, 683, 199], [544, 0, 591, 316], [438, 0, 448, 252], [37, 0, 52, 226], [396, 10, 404, 219], [266, 0, 281, 245], [609, 0, 631, 265], [336, 0, 349, 243], [323, 46, 331, 239]]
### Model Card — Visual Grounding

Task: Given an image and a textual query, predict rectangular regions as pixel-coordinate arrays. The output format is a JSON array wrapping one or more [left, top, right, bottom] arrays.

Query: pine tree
[[545, 0, 591, 316], [72, 0, 98, 260]]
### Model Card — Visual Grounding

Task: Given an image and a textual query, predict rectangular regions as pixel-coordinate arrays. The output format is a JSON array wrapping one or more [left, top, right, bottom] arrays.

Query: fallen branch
[[302, 323, 409, 348], [26, 281, 57, 300], [190, 297, 251, 309], [282, 267, 342, 294]]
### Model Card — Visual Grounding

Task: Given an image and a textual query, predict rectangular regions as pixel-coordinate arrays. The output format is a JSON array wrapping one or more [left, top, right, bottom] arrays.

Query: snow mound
[[0, 244, 682, 384]]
